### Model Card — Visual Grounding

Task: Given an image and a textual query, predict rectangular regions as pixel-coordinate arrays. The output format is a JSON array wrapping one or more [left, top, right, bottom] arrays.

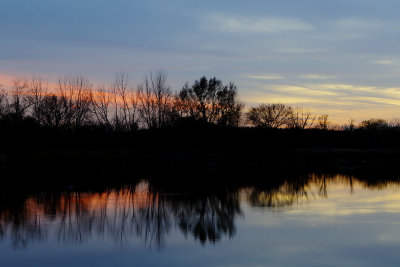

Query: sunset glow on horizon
[[2, 0, 400, 124]]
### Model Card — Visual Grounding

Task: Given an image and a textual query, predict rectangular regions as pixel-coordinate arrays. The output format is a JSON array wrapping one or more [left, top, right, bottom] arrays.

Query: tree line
[[0, 71, 397, 132], [0, 72, 243, 131]]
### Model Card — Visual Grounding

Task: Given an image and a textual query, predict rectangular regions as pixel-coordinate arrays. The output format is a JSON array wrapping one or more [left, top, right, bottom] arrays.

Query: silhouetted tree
[[246, 103, 289, 128], [343, 118, 356, 131], [287, 107, 315, 129], [137, 71, 174, 128], [0, 85, 7, 119], [316, 114, 330, 130], [176, 76, 243, 127], [58, 76, 93, 129], [359, 118, 388, 130], [92, 85, 112, 129], [111, 73, 138, 132], [26, 77, 48, 124], [40, 94, 64, 128], [7, 79, 30, 121]]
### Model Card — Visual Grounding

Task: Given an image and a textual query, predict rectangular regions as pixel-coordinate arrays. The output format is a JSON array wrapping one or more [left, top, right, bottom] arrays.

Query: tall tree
[[58, 76, 93, 129], [137, 71, 173, 129], [26, 77, 48, 124], [8, 79, 30, 121], [111, 73, 138, 132], [92, 85, 112, 129], [176, 76, 243, 127]]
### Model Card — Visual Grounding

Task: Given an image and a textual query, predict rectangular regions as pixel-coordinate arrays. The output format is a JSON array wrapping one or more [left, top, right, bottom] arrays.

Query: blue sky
[[1, 0, 400, 122]]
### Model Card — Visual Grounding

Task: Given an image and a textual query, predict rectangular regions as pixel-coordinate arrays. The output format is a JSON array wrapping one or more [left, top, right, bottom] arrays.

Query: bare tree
[[110, 73, 138, 132], [136, 80, 155, 129], [246, 103, 290, 128], [26, 77, 48, 124], [137, 71, 173, 129], [343, 118, 356, 131], [359, 118, 388, 130], [73, 78, 93, 128], [286, 107, 315, 129], [40, 94, 64, 128], [8, 79, 30, 120], [152, 71, 173, 128], [58, 76, 93, 129], [0, 85, 7, 119], [92, 85, 112, 129], [316, 114, 330, 130]]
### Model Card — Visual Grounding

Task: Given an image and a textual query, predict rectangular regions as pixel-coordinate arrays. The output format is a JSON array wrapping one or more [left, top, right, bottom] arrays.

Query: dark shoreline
[[2, 127, 400, 188], [2, 147, 400, 188]]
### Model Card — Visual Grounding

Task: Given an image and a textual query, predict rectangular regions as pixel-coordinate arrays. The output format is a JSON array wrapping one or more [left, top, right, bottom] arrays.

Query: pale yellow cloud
[[298, 74, 337, 80], [346, 96, 400, 106], [242, 83, 400, 124], [311, 83, 377, 92], [273, 85, 338, 96]]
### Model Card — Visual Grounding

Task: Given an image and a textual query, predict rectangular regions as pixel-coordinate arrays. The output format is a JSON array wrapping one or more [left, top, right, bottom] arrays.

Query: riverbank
[[2, 127, 400, 186], [2, 146, 400, 187]]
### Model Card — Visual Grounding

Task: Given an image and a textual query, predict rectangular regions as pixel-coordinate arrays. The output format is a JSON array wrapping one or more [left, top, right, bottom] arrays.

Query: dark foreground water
[[1, 174, 400, 266]]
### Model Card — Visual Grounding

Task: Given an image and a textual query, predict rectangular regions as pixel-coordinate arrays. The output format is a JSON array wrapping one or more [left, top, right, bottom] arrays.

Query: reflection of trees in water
[[246, 173, 400, 208], [172, 192, 241, 244], [0, 194, 47, 248], [247, 176, 312, 208], [0, 182, 241, 248], [2, 173, 400, 249]]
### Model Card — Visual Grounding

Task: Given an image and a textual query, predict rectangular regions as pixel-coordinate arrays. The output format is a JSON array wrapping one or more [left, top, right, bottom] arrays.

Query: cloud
[[332, 18, 384, 31], [308, 17, 394, 43], [242, 82, 400, 123], [273, 48, 328, 54], [247, 74, 283, 80], [246, 74, 337, 81], [297, 83, 400, 105], [204, 14, 314, 33], [298, 74, 337, 80], [271, 85, 337, 97], [374, 60, 395, 65]]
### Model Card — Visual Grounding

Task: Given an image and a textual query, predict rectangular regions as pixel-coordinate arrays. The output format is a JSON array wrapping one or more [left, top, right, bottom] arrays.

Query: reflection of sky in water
[[1, 176, 400, 266]]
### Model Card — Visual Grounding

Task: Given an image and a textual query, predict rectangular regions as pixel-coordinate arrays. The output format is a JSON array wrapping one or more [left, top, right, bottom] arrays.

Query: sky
[[1, 0, 400, 123]]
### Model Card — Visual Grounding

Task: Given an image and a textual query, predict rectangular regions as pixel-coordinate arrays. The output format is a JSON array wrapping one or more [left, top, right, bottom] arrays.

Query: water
[[1, 174, 400, 266]]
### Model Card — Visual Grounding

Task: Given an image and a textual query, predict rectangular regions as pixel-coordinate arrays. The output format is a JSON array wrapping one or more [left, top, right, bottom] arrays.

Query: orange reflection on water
[[21, 181, 157, 219]]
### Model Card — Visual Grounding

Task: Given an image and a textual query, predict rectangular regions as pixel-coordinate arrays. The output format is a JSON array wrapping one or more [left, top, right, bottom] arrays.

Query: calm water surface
[[1, 174, 400, 266]]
